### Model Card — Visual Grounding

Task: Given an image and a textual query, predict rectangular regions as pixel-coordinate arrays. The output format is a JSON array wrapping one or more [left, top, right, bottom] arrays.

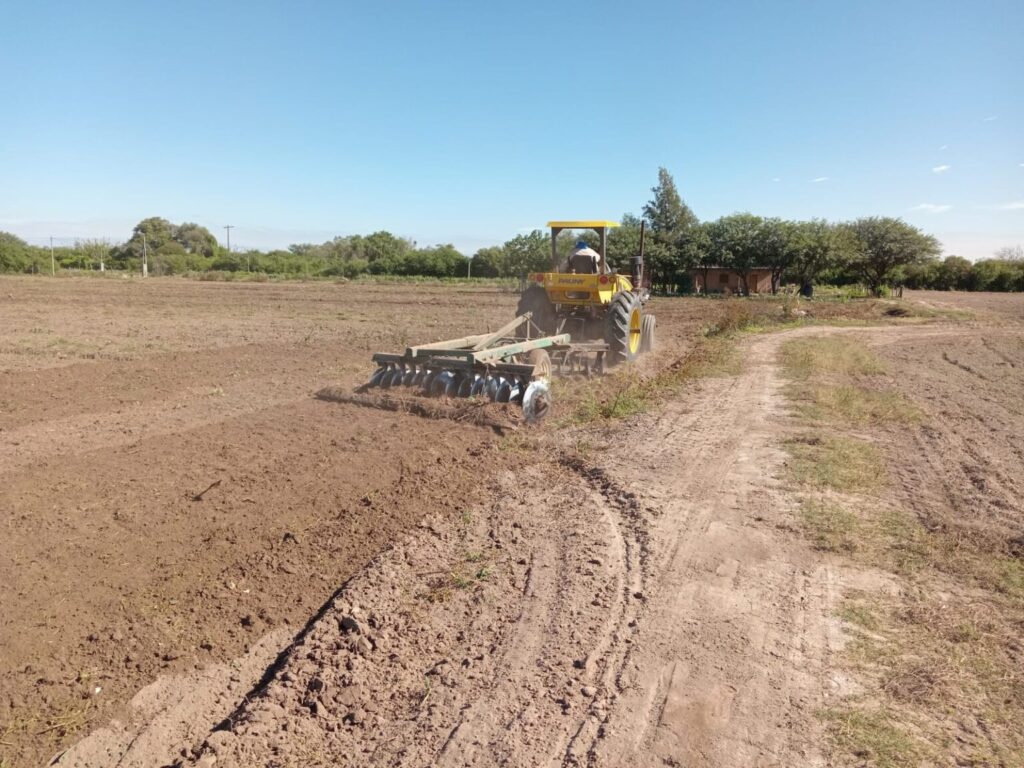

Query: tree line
[[0, 218, 469, 279], [1, 173, 1021, 293], [611, 169, 1021, 295]]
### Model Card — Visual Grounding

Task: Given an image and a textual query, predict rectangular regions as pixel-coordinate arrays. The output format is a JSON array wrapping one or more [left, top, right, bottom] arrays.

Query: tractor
[[516, 220, 655, 366], [359, 219, 655, 422]]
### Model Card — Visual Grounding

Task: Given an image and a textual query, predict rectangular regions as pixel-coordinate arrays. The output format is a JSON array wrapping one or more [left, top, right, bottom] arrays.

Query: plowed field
[[5, 278, 1020, 768]]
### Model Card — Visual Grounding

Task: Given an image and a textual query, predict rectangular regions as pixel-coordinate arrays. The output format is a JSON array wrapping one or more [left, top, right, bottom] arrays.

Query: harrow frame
[[371, 312, 569, 378], [362, 312, 609, 413]]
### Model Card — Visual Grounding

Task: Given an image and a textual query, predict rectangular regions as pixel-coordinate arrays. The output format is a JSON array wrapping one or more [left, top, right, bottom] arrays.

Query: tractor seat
[[569, 253, 598, 274]]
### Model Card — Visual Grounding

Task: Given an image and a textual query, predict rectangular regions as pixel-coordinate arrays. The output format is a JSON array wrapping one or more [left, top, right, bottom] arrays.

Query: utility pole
[[50, 236, 55, 276], [142, 233, 149, 277], [223, 225, 234, 254]]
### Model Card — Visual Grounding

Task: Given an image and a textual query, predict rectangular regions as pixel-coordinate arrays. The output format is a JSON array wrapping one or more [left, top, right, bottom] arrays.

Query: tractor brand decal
[[554, 277, 587, 285]]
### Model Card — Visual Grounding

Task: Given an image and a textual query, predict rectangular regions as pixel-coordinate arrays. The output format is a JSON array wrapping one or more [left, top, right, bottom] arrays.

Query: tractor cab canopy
[[546, 220, 620, 275]]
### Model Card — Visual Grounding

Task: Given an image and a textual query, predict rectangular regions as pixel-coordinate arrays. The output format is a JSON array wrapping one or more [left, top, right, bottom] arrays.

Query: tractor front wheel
[[605, 291, 643, 366]]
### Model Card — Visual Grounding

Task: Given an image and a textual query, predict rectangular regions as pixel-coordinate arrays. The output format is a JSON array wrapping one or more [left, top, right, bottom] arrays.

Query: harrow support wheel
[[640, 313, 656, 354], [524, 348, 552, 379], [605, 291, 643, 366]]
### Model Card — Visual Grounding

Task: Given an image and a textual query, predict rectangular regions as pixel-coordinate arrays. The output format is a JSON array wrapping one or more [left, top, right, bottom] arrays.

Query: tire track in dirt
[[162, 460, 655, 768], [586, 332, 839, 767]]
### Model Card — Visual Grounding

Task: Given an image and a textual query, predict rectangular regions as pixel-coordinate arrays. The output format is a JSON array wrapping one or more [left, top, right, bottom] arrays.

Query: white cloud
[[939, 145, 948, 150], [911, 203, 952, 214], [996, 200, 1024, 211], [812, 176, 828, 183], [1019, 163, 1024, 168], [983, 115, 999, 122], [772, 177, 781, 182], [932, 164, 951, 173]]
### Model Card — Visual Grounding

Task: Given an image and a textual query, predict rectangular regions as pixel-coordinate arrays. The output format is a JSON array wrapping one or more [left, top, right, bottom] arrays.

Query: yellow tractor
[[359, 219, 654, 422], [517, 220, 655, 367]]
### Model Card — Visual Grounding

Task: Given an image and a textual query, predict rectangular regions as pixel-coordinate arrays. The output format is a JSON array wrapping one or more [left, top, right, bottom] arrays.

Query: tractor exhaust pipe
[[631, 220, 645, 289]]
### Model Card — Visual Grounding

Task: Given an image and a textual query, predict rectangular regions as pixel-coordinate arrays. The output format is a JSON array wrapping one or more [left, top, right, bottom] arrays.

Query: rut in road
[[583, 331, 845, 767]]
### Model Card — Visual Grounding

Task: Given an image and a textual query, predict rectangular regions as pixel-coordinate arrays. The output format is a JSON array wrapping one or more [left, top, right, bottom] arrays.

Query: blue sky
[[1, 0, 1021, 259]]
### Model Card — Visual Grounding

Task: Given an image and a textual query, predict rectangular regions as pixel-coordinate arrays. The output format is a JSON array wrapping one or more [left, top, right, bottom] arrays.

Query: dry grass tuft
[[799, 500, 859, 553], [786, 434, 884, 493], [781, 337, 920, 426], [798, 384, 921, 426], [821, 707, 928, 768], [566, 334, 740, 425], [781, 336, 887, 379]]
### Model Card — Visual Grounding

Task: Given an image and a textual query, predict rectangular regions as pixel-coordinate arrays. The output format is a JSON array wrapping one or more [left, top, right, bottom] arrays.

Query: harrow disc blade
[[402, 368, 418, 387], [431, 370, 454, 397], [445, 372, 463, 397], [469, 376, 487, 397], [508, 379, 524, 403], [484, 375, 502, 401], [367, 365, 388, 388], [380, 366, 397, 389], [421, 370, 437, 393], [496, 380, 513, 403], [457, 375, 477, 398]]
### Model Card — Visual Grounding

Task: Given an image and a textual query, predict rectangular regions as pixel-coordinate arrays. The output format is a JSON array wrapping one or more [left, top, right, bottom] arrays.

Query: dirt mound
[[315, 387, 521, 433]]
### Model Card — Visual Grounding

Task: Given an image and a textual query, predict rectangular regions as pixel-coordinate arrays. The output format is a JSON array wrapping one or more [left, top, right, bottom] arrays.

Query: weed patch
[[781, 337, 886, 379], [799, 500, 859, 553], [821, 707, 928, 767], [786, 435, 884, 493], [565, 334, 738, 425], [796, 384, 920, 426]]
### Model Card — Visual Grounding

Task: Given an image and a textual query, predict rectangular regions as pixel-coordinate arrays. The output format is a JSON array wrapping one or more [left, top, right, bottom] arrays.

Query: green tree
[[787, 220, 853, 295], [706, 213, 764, 295], [111, 217, 175, 267], [471, 246, 505, 278], [677, 223, 712, 294], [363, 231, 413, 265], [606, 214, 644, 272], [642, 167, 699, 290], [844, 217, 941, 296], [0, 232, 33, 272], [172, 223, 218, 256], [759, 217, 798, 294], [74, 239, 114, 270], [503, 230, 550, 277], [934, 256, 972, 290], [902, 260, 940, 289], [973, 259, 1024, 291]]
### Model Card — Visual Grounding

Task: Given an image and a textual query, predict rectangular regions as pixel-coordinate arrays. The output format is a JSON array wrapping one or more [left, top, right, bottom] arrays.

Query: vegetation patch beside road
[[567, 295, 937, 427], [779, 330, 1024, 767]]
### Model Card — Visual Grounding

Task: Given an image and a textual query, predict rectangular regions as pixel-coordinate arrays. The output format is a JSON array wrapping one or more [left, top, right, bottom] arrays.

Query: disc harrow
[[361, 313, 569, 422]]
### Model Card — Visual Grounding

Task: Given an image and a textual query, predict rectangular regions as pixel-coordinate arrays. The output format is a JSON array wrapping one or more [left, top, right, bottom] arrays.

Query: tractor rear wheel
[[605, 291, 642, 366], [640, 313, 656, 353], [516, 286, 558, 335]]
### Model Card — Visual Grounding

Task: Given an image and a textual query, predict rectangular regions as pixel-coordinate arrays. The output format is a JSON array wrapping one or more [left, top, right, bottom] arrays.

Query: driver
[[566, 239, 601, 273]]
